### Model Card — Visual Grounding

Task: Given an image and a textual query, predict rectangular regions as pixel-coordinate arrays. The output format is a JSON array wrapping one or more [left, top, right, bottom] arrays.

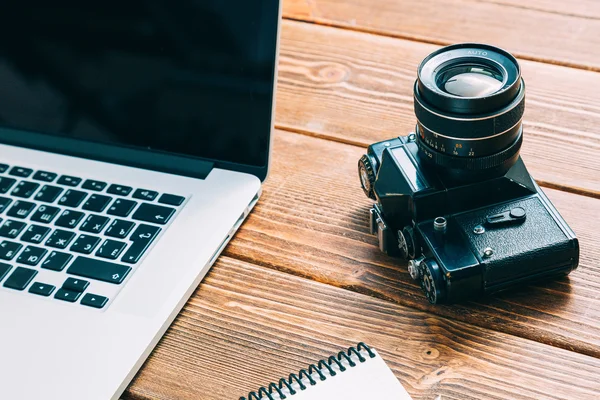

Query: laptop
[[0, 1, 281, 398]]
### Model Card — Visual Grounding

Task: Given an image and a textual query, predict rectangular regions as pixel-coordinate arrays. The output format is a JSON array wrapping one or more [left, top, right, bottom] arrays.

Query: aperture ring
[[416, 128, 523, 171], [417, 120, 521, 157]]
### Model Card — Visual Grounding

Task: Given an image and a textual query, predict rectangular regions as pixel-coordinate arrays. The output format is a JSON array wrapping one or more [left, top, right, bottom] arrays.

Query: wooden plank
[[125, 257, 600, 400], [224, 130, 600, 358], [282, 0, 600, 71], [275, 20, 600, 197]]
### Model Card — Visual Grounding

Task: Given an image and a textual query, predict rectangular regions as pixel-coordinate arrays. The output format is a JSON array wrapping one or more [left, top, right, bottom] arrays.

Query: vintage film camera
[[358, 43, 579, 304]]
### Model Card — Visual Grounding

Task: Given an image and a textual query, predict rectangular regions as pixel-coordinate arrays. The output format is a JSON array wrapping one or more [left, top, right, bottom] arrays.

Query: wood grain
[[224, 130, 600, 358], [282, 0, 600, 71], [275, 20, 600, 197], [125, 257, 600, 400], [124, 5, 600, 399], [475, 0, 600, 20]]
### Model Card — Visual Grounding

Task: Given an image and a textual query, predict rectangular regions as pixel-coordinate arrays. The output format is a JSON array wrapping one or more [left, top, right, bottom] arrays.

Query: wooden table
[[125, 1, 600, 399]]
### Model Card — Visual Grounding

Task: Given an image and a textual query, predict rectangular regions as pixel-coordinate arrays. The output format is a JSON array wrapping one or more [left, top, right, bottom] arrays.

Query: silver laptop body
[[0, 1, 281, 398]]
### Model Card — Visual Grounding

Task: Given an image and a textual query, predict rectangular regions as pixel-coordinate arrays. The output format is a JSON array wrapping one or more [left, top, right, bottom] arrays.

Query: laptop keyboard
[[0, 163, 186, 310]]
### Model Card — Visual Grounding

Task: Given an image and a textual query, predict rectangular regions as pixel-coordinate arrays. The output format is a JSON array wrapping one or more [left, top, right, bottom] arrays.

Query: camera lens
[[413, 43, 525, 180]]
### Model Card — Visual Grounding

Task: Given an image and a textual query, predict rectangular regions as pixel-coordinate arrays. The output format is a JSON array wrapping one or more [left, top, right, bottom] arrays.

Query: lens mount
[[416, 126, 523, 180], [413, 43, 525, 179]]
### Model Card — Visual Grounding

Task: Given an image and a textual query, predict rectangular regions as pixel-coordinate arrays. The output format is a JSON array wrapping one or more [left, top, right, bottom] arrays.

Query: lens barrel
[[414, 43, 525, 180]]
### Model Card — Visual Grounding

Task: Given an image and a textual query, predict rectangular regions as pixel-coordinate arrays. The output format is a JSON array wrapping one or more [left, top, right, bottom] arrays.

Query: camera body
[[360, 135, 579, 303]]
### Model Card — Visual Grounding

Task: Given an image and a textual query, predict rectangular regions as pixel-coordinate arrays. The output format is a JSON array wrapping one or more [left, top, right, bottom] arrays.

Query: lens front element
[[436, 63, 504, 97]]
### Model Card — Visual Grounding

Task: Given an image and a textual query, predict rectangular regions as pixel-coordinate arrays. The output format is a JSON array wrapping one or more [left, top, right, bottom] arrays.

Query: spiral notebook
[[240, 343, 412, 400]]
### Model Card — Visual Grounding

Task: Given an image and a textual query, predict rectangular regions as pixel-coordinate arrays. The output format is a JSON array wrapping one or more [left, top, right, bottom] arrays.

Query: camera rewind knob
[[358, 154, 378, 200]]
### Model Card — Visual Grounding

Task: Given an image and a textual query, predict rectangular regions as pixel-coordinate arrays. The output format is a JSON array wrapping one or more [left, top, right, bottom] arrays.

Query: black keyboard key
[[97, 239, 127, 260], [17, 246, 47, 266], [82, 194, 112, 213], [133, 189, 158, 201], [21, 225, 51, 244], [32, 171, 57, 182], [6, 200, 35, 219], [3, 267, 37, 290], [0, 220, 26, 239], [29, 282, 56, 297], [0, 262, 11, 281], [105, 219, 135, 239], [0, 240, 22, 260], [57, 175, 82, 187], [121, 241, 151, 264], [62, 277, 89, 293], [0, 196, 12, 213], [58, 190, 87, 208], [45, 229, 76, 249], [129, 223, 161, 242], [131, 203, 175, 225], [54, 288, 81, 303], [30, 205, 61, 224], [158, 193, 185, 206], [0, 177, 17, 194], [107, 184, 132, 196], [0, 164, 8, 173], [71, 234, 101, 254], [82, 180, 107, 191], [10, 181, 39, 199], [67, 256, 131, 284], [80, 214, 110, 234], [107, 199, 137, 217], [6, 203, 29, 222], [122, 224, 161, 264], [41, 251, 73, 271], [81, 293, 108, 309], [8, 166, 33, 178], [35, 185, 64, 203], [55, 210, 85, 229]]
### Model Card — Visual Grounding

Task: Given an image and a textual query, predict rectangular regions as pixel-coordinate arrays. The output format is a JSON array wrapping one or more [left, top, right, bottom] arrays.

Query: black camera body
[[358, 44, 579, 303], [361, 136, 578, 303]]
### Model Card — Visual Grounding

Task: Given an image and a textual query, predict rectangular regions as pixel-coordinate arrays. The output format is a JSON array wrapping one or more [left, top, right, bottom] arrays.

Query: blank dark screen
[[0, 1, 279, 167]]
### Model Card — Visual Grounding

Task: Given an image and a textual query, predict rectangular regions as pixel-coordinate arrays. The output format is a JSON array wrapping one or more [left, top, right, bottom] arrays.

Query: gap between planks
[[123, 256, 600, 400], [281, 14, 600, 73], [274, 124, 600, 200], [224, 130, 600, 361]]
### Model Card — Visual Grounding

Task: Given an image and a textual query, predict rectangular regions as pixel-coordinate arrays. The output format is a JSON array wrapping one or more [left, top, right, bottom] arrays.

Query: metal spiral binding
[[240, 343, 376, 400]]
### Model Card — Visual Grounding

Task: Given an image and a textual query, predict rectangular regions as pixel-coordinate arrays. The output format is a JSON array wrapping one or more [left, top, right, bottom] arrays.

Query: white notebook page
[[286, 350, 411, 400]]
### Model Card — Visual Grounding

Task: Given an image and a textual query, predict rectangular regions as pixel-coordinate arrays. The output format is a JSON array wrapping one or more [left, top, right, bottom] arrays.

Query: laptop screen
[[0, 1, 279, 170]]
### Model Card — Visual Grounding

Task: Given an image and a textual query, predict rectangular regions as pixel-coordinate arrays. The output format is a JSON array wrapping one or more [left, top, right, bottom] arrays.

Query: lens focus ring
[[414, 82, 525, 142]]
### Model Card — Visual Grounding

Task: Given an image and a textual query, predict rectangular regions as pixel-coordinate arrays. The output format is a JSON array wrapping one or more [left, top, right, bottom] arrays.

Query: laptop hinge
[[0, 127, 214, 180]]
